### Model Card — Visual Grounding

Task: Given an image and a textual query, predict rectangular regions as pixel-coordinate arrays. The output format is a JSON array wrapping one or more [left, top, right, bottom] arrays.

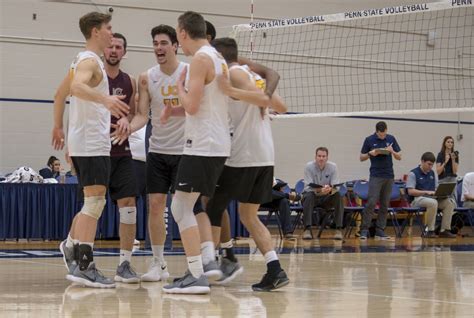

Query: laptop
[[427, 182, 456, 199]]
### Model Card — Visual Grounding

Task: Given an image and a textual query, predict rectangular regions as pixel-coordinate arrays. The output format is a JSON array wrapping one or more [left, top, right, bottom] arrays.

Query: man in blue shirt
[[359, 121, 401, 240], [406, 152, 456, 238]]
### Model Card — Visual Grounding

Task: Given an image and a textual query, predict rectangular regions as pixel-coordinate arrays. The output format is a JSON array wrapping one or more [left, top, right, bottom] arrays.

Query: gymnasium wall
[[1, 0, 472, 183]]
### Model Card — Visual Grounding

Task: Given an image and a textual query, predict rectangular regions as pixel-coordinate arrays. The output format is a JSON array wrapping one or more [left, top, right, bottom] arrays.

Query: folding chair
[[290, 179, 304, 232], [316, 184, 347, 238], [259, 179, 290, 239], [453, 181, 474, 234], [343, 180, 368, 238], [394, 185, 427, 237]]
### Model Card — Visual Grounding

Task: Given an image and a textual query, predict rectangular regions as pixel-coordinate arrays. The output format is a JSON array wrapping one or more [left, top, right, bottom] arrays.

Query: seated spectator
[[39, 156, 61, 179], [462, 172, 474, 209], [406, 152, 456, 238], [260, 179, 300, 239], [301, 147, 344, 240], [436, 136, 459, 183]]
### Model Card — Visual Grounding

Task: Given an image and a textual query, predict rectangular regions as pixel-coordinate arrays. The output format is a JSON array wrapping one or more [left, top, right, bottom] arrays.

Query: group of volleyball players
[[52, 10, 289, 294]]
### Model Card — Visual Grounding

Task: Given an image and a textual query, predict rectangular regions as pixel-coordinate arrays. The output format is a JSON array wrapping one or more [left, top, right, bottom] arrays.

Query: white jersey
[[226, 65, 274, 167], [183, 45, 231, 157], [67, 51, 111, 157], [148, 62, 187, 155], [129, 125, 147, 162]]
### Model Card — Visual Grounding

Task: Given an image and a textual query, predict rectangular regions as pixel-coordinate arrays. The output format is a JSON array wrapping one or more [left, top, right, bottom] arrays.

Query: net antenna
[[233, 0, 474, 118]]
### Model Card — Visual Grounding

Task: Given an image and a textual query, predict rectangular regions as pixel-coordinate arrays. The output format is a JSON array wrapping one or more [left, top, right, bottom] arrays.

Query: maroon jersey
[[108, 70, 133, 157]]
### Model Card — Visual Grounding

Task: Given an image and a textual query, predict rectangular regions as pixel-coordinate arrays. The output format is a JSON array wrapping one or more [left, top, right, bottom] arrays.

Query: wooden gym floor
[[0, 230, 473, 317]]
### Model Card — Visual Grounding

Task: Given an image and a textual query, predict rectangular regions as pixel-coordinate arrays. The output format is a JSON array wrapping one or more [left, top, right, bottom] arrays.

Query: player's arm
[[177, 55, 209, 115], [129, 72, 151, 133], [219, 68, 270, 107], [114, 75, 137, 139], [239, 57, 279, 97], [52, 72, 71, 150], [70, 58, 129, 118]]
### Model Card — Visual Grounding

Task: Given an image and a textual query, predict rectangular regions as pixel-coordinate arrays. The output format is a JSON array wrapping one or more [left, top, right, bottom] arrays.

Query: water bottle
[[59, 170, 66, 184]]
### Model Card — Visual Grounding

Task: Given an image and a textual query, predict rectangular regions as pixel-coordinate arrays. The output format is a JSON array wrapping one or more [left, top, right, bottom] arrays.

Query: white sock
[[65, 234, 74, 248], [200, 241, 215, 265], [151, 245, 165, 263], [221, 240, 233, 249], [187, 255, 204, 278], [119, 249, 132, 265], [215, 249, 220, 259], [264, 251, 279, 264]]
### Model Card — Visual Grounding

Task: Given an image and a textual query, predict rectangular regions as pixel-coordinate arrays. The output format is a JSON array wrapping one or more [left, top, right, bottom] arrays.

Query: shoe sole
[[141, 272, 170, 282], [114, 275, 140, 284], [214, 266, 244, 285], [66, 274, 116, 288], [204, 269, 223, 281], [374, 236, 394, 241], [252, 278, 290, 292], [162, 286, 210, 294]]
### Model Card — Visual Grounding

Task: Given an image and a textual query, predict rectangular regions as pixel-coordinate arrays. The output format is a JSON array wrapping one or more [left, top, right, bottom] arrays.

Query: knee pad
[[119, 206, 137, 225], [171, 194, 198, 231], [80, 196, 106, 220]]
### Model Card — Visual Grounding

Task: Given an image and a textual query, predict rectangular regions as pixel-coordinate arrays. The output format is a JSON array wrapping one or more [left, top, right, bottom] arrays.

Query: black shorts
[[71, 156, 110, 188], [175, 155, 227, 197], [206, 165, 273, 226], [132, 159, 147, 196], [147, 152, 181, 194], [109, 156, 138, 201]]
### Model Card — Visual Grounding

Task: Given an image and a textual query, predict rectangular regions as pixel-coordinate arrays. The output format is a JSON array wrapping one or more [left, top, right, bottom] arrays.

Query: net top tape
[[233, 0, 473, 32]]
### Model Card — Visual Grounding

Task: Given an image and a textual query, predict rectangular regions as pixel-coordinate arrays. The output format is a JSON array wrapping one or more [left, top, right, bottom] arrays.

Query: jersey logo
[[161, 85, 178, 97], [112, 87, 123, 96], [186, 139, 192, 148]]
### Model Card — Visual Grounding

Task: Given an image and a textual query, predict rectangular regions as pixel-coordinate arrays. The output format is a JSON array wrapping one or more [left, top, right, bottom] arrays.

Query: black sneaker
[[251, 269, 289, 292]]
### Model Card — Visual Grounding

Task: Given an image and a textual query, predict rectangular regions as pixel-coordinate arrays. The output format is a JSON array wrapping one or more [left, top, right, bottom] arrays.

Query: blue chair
[[343, 180, 368, 238], [259, 178, 288, 239], [344, 181, 408, 238], [453, 181, 474, 234]]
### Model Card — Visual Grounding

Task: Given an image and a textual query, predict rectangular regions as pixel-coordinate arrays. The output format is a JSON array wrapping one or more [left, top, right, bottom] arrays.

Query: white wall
[[271, 112, 474, 186], [1, 0, 472, 179]]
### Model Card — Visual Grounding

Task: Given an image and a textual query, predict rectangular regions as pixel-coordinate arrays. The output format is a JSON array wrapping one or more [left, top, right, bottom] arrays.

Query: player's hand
[[369, 149, 379, 156], [104, 95, 130, 118], [52, 127, 65, 150], [110, 123, 130, 146], [160, 105, 172, 124], [115, 116, 131, 136]]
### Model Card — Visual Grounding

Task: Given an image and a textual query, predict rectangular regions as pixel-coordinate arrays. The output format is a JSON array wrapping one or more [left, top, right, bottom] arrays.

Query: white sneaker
[[141, 257, 169, 282]]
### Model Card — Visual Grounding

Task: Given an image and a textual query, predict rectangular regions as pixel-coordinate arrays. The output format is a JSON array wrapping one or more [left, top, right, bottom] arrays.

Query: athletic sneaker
[[333, 230, 343, 240], [59, 240, 76, 274], [114, 261, 140, 283], [251, 269, 289, 292], [162, 271, 210, 294], [302, 228, 313, 240], [215, 258, 244, 285], [203, 260, 223, 281], [374, 229, 393, 241], [66, 262, 115, 288], [141, 257, 170, 282], [359, 230, 368, 240]]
